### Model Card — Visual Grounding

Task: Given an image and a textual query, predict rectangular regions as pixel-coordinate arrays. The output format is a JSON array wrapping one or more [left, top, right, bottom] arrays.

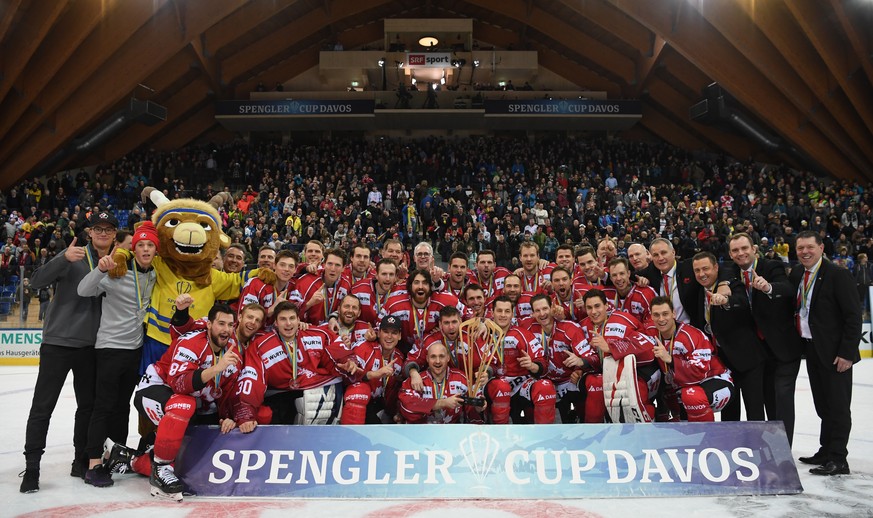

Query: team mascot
[[110, 187, 274, 373]]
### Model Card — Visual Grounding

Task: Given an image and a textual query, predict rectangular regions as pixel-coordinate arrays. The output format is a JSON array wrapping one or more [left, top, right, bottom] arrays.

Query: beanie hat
[[132, 221, 159, 247]]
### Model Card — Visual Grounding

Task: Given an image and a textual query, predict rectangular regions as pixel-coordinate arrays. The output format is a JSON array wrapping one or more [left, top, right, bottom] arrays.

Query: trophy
[[458, 317, 506, 407]]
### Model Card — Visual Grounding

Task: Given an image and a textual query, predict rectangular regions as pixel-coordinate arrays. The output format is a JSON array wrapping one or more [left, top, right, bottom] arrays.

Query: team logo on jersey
[[605, 323, 627, 336], [459, 431, 501, 488], [176, 281, 192, 294]]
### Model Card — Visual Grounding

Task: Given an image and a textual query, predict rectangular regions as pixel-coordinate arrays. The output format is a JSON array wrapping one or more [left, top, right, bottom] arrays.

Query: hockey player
[[341, 315, 406, 424], [650, 296, 735, 421], [486, 296, 556, 424], [462, 284, 489, 319], [501, 274, 532, 319], [238, 301, 357, 425], [351, 259, 404, 325], [578, 289, 658, 423], [549, 266, 590, 323], [132, 303, 241, 501], [528, 294, 597, 423], [603, 257, 657, 324], [444, 252, 470, 298], [291, 248, 352, 325], [379, 269, 468, 355], [518, 242, 550, 295], [466, 249, 510, 305], [238, 250, 297, 320], [342, 244, 376, 285], [398, 341, 480, 423], [335, 294, 373, 348]]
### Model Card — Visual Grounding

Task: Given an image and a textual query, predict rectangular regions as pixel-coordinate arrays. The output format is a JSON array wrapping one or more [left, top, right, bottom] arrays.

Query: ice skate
[[103, 442, 137, 474], [149, 462, 183, 502]]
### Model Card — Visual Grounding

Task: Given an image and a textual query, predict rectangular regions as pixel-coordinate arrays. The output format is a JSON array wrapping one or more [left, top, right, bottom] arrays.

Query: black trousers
[[761, 345, 801, 445], [23, 343, 96, 469], [721, 360, 766, 422], [805, 340, 853, 463], [85, 348, 141, 459]]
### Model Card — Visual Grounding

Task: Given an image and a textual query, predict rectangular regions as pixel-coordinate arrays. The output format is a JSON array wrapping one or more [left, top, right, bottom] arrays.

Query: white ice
[[3, 361, 872, 518]]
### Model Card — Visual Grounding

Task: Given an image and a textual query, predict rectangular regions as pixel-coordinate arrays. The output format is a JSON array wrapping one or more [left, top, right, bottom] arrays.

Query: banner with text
[[176, 422, 801, 499], [485, 99, 642, 116], [405, 52, 453, 68], [216, 100, 375, 117], [0, 329, 41, 365]]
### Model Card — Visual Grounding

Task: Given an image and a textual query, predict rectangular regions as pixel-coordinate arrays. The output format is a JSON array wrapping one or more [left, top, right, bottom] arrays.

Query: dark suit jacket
[[725, 259, 803, 363], [706, 275, 766, 373], [789, 259, 862, 365], [640, 260, 701, 325]]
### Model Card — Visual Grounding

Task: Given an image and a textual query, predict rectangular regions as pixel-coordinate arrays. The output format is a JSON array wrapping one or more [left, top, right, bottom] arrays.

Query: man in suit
[[649, 238, 700, 325], [727, 233, 803, 444], [691, 251, 765, 422], [792, 230, 861, 476]]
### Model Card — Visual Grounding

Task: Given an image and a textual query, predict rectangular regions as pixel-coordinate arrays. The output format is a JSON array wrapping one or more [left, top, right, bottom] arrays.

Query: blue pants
[[139, 335, 169, 375]]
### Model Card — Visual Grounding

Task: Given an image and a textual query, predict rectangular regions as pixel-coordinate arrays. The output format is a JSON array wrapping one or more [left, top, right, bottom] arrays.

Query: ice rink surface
[[3, 361, 873, 518]]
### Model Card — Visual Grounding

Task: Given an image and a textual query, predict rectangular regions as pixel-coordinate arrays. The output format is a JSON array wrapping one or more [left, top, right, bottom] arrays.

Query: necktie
[[743, 270, 753, 301], [662, 273, 670, 298]]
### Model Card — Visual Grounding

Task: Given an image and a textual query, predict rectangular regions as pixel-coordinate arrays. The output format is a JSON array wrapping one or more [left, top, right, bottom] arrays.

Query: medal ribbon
[[433, 376, 446, 400], [799, 260, 821, 312], [323, 282, 339, 320], [84, 245, 95, 272], [524, 271, 539, 292], [412, 306, 427, 342], [280, 335, 298, 380], [479, 273, 494, 298]]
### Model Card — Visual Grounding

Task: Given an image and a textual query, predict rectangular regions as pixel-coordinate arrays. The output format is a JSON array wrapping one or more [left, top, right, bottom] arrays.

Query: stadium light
[[378, 58, 385, 67]]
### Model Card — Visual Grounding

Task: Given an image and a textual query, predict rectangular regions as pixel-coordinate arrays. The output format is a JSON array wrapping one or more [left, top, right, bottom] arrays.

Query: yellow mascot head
[[142, 187, 231, 286]]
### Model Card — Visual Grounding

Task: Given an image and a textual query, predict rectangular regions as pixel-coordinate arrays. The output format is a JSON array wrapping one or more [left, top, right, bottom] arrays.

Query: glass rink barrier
[[0, 265, 43, 365]]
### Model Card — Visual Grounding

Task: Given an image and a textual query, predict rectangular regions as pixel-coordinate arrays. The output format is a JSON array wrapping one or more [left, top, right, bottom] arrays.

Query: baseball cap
[[380, 315, 403, 332], [88, 211, 118, 228]]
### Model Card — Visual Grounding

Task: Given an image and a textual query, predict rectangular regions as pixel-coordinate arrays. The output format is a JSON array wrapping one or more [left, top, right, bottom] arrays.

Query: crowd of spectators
[[2, 136, 873, 314]]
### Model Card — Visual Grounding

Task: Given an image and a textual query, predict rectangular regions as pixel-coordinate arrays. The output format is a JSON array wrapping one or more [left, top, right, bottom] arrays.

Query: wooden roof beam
[[710, 0, 873, 166], [151, 103, 217, 151], [203, 0, 301, 56], [632, 35, 665, 97], [604, 0, 866, 180], [784, 0, 873, 139], [0, 0, 249, 189], [0, 0, 172, 158], [472, 21, 621, 96], [555, 0, 651, 52], [464, 0, 635, 87], [101, 77, 210, 160], [0, 0, 24, 46], [190, 36, 225, 97], [829, 0, 873, 91], [0, 0, 67, 103], [222, 0, 393, 85]]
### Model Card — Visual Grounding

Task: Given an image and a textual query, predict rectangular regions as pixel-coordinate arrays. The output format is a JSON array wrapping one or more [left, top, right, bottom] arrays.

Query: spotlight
[[451, 60, 461, 68], [411, 77, 417, 85], [440, 77, 446, 85], [396, 61, 404, 68], [378, 58, 385, 67], [431, 83, 438, 90], [472, 60, 480, 68]]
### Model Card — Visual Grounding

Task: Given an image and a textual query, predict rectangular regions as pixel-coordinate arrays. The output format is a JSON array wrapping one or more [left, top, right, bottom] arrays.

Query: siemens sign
[[216, 100, 375, 117], [176, 422, 801, 499], [485, 99, 642, 116]]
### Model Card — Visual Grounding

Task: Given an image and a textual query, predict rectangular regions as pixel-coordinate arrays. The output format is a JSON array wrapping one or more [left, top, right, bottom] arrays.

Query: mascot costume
[[110, 187, 274, 372]]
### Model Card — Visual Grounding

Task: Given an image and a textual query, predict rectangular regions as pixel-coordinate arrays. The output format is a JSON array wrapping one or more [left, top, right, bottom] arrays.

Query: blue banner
[[216, 100, 375, 116], [176, 422, 802, 498], [485, 99, 641, 115]]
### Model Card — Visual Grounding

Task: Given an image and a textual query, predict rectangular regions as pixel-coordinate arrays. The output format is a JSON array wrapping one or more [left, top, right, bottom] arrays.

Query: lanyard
[[478, 273, 494, 297], [800, 260, 822, 311], [323, 281, 339, 318], [280, 335, 298, 380], [84, 245, 95, 272], [704, 286, 716, 324], [659, 326, 678, 373], [663, 261, 677, 297], [433, 375, 446, 400], [540, 328, 552, 357], [412, 306, 427, 342], [524, 271, 539, 292], [443, 336, 459, 367], [133, 263, 145, 310], [374, 282, 390, 315]]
